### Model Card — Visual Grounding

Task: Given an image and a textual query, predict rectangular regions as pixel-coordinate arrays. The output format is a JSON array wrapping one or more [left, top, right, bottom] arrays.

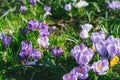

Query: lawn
[[0, 0, 120, 80]]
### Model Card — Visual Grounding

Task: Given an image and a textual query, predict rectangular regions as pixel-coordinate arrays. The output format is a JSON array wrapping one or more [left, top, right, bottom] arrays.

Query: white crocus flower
[[74, 0, 89, 8]]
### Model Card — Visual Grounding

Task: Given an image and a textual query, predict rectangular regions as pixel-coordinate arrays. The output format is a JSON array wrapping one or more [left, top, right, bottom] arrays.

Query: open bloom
[[64, 3, 71, 11], [51, 47, 64, 57], [37, 36, 49, 48], [92, 60, 109, 75], [20, 6, 27, 13], [63, 73, 77, 80], [71, 44, 94, 65]]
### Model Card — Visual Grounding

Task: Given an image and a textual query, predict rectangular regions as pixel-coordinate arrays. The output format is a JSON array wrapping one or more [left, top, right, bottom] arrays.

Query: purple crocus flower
[[44, 5, 52, 16], [37, 36, 49, 48], [30, 0, 36, 6], [39, 22, 50, 36], [92, 60, 109, 75], [0, 33, 13, 48], [49, 26, 56, 33], [63, 73, 77, 80], [28, 19, 39, 31], [71, 44, 94, 65], [44, 5, 51, 12], [21, 41, 33, 55], [20, 6, 27, 13], [71, 44, 86, 57], [32, 48, 42, 61], [91, 31, 105, 43], [94, 40, 108, 59], [107, 1, 120, 9], [75, 48, 94, 65], [51, 47, 64, 57], [72, 66, 89, 79], [106, 43, 117, 58], [64, 3, 71, 11]]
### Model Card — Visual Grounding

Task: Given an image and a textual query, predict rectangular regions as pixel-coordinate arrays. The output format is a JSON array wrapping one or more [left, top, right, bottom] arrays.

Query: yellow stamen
[[98, 65, 102, 70], [79, 68, 82, 73], [67, 75, 71, 79], [110, 56, 119, 67]]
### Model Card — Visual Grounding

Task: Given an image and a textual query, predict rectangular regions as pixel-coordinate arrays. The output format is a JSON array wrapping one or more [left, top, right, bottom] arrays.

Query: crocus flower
[[75, 48, 94, 65], [28, 19, 39, 31], [44, 5, 51, 12], [110, 56, 119, 67], [92, 60, 109, 75], [49, 26, 56, 33], [51, 47, 64, 57], [39, 22, 50, 37], [71, 44, 94, 65], [74, 0, 88, 8], [32, 48, 42, 61], [106, 43, 117, 58], [80, 30, 89, 38], [81, 23, 93, 32], [80, 23, 93, 39], [44, 5, 52, 16], [0, 33, 13, 48], [21, 41, 33, 55], [30, 0, 36, 6], [63, 73, 77, 80], [64, 3, 72, 11], [71, 44, 86, 57], [20, 6, 27, 13], [91, 31, 105, 43], [94, 40, 108, 59], [37, 36, 49, 48], [72, 66, 89, 79], [107, 0, 120, 9]]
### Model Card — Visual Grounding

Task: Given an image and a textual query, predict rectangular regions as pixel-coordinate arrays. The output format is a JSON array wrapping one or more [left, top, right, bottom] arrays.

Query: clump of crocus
[[20, 6, 27, 13], [0, 33, 13, 48], [51, 47, 64, 57], [80, 23, 93, 38], [30, 0, 36, 6], [19, 41, 42, 66], [107, 0, 120, 9], [63, 31, 120, 79], [64, 3, 72, 11]]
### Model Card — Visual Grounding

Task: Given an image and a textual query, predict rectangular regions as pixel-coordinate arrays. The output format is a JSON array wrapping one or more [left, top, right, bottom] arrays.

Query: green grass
[[1, 0, 120, 80]]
